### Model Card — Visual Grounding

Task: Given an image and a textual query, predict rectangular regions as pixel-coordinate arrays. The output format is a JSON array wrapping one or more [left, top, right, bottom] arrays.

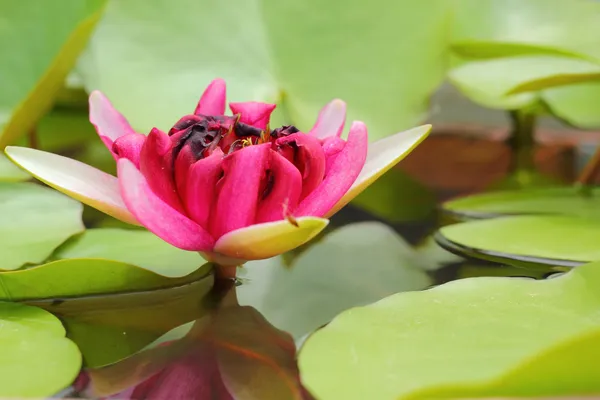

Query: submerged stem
[[576, 143, 600, 192], [214, 264, 237, 280], [507, 110, 536, 174]]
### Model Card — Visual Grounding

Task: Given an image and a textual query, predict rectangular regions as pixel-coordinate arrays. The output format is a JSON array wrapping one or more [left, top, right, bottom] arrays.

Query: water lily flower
[[5, 79, 430, 267]]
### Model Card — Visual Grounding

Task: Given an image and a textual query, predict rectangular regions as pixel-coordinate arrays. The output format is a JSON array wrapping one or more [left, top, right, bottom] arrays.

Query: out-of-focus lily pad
[[54, 228, 205, 278], [448, 56, 600, 110], [0, 301, 81, 397], [443, 186, 600, 221], [0, 259, 212, 301], [0, 154, 29, 181], [238, 222, 432, 339], [449, 0, 600, 127], [0, 0, 106, 147], [0, 182, 84, 270], [77, 0, 451, 141], [450, 40, 592, 61], [27, 270, 213, 368], [543, 82, 600, 129], [299, 261, 600, 400], [437, 215, 599, 269], [451, 0, 600, 61]]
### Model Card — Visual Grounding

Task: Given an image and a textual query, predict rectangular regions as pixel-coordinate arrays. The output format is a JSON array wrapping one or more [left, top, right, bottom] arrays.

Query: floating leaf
[[0, 258, 212, 301], [449, 0, 600, 126], [451, 0, 600, 61], [437, 215, 599, 269], [0, 182, 84, 270], [450, 40, 591, 61], [77, 0, 451, 141], [299, 262, 600, 399], [443, 186, 600, 221], [27, 270, 213, 368], [412, 327, 600, 398], [239, 222, 432, 339], [448, 56, 600, 110], [543, 82, 600, 129], [0, 0, 106, 147], [54, 228, 205, 278], [0, 301, 81, 397]]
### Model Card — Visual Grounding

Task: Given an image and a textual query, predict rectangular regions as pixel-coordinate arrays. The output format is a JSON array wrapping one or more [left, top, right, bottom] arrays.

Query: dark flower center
[[168, 113, 301, 161]]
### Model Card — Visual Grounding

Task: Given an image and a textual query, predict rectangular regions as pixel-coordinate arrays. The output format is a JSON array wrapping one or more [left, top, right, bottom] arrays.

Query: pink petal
[[5, 146, 139, 225], [213, 217, 329, 261], [295, 121, 368, 218], [173, 145, 196, 201], [229, 102, 276, 129], [325, 124, 431, 218], [209, 143, 270, 239], [275, 133, 325, 200], [194, 78, 227, 116], [255, 150, 302, 224], [89, 91, 136, 156], [309, 99, 346, 139], [321, 136, 346, 176], [184, 148, 224, 229], [112, 133, 146, 168], [139, 128, 184, 213], [118, 158, 215, 251]]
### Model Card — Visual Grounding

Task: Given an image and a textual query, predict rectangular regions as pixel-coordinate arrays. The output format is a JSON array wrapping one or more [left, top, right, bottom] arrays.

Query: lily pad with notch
[[0, 301, 81, 397], [436, 215, 599, 270]]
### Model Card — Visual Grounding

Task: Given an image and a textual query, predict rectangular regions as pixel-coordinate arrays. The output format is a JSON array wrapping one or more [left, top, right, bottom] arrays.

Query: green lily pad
[[443, 186, 600, 221], [0, 258, 213, 301], [448, 56, 600, 110], [450, 40, 592, 61], [411, 327, 600, 398], [543, 81, 600, 129], [0, 0, 106, 147], [0, 154, 30, 182], [27, 270, 213, 368], [239, 222, 432, 339], [0, 182, 84, 270], [299, 261, 600, 399], [448, 0, 600, 126], [437, 215, 600, 269], [451, 0, 600, 61], [54, 228, 205, 278], [0, 301, 81, 397], [78, 0, 451, 141]]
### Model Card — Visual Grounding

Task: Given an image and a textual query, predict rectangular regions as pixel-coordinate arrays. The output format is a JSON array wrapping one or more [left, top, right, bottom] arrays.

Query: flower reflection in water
[[77, 280, 312, 400]]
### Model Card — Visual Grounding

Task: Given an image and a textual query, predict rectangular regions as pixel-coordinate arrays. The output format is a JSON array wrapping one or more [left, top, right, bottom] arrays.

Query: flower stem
[[508, 110, 536, 174], [576, 144, 600, 194], [505, 110, 537, 187], [214, 264, 237, 280]]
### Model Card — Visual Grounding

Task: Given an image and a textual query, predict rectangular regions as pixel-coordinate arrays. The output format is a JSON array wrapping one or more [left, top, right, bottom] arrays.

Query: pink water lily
[[5, 79, 430, 267]]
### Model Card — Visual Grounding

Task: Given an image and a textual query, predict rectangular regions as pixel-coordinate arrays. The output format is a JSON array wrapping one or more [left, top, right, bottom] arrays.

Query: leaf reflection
[[80, 281, 313, 400], [26, 264, 214, 368]]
